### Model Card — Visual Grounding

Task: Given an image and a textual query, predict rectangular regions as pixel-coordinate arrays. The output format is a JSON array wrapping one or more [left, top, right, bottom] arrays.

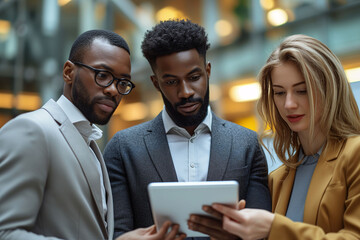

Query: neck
[[298, 130, 326, 156], [184, 125, 197, 136]]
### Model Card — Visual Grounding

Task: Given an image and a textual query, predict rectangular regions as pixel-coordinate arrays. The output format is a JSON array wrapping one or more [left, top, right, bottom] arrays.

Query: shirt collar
[[162, 105, 212, 136], [57, 95, 102, 144]]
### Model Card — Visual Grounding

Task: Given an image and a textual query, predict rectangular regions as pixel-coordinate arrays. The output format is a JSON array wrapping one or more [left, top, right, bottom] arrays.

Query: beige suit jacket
[[0, 99, 114, 240], [268, 136, 360, 239]]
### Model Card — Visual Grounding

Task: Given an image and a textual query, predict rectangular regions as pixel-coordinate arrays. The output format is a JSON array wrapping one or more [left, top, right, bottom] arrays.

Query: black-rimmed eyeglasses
[[73, 62, 135, 95]]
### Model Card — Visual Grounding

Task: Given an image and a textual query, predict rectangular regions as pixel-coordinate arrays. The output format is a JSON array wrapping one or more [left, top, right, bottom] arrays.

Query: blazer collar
[[143, 112, 232, 182], [42, 99, 109, 237], [274, 138, 345, 222], [207, 114, 232, 181], [303, 138, 345, 224], [144, 113, 179, 182]]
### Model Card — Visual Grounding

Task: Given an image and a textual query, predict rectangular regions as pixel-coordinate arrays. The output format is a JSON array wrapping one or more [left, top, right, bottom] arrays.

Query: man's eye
[[97, 72, 111, 80], [118, 80, 130, 87], [166, 80, 177, 85], [189, 75, 200, 81]]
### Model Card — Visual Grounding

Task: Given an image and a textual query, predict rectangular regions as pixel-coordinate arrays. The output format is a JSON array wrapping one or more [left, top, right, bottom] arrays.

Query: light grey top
[[286, 147, 322, 222]]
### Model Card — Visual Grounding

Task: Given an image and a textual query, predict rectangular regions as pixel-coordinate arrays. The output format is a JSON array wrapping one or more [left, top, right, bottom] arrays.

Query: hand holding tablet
[[147, 181, 239, 237]]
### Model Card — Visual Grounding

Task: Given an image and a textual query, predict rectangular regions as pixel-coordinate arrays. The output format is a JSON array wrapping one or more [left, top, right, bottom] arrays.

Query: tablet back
[[148, 181, 239, 237]]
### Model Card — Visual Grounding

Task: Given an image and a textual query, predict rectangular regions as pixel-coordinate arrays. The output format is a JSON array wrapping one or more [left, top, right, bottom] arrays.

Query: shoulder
[[1, 108, 53, 134], [113, 118, 156, 137], [337, 136, 360, 175], [343, 135, 360, 149], [269, 164, 287, 182], [107, 114, 163, 146]]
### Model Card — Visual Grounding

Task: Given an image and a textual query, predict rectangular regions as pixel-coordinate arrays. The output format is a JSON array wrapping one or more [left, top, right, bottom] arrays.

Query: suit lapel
[[303, 139, 344, 224], [91, 141, 113, 239], [42, 100, 107, 236], [207, 115, 232, 181], [144, 113, 178, 182]]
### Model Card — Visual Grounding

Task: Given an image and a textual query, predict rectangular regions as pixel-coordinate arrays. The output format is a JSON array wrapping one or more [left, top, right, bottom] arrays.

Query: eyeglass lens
[[95, 71, 132, 94]]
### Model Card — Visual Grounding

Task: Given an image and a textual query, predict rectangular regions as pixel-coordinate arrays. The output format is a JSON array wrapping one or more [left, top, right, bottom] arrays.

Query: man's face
[[65, 39, 131, 125], [151, 49, 211, 128]]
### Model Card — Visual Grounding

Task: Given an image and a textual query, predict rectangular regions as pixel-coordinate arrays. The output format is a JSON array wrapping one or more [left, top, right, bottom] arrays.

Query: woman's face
[[271, 62, 322, 137]]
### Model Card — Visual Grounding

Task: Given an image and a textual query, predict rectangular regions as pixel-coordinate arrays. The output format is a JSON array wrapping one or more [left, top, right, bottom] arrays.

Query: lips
[[287, 114, 305, 123], [96, 99, 117, 113], [177, 102, 200, 114]]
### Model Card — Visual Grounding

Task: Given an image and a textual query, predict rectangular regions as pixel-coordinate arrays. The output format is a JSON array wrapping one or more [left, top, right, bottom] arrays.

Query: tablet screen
[[147, 181, 239, 237]]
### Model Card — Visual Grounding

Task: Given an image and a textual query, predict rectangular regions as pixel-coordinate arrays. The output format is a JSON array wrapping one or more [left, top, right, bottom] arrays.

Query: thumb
[[237, 199, 246, 210]]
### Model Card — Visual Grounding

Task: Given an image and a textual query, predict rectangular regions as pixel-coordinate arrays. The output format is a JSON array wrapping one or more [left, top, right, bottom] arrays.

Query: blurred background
[[1, 0, 360, 171]]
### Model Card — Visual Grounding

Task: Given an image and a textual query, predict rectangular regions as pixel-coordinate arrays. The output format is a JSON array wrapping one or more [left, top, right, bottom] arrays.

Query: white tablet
[[147, 181, 239, 237]]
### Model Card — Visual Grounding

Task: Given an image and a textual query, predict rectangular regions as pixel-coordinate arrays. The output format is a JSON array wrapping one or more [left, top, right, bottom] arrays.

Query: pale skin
[[203, 62, 327, 240]]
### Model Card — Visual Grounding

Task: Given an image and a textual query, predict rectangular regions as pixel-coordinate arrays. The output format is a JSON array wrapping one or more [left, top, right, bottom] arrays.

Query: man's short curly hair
[[141, 19, 210, 68]]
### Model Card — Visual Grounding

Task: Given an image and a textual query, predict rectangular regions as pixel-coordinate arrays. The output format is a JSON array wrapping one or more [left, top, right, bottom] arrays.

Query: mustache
[[175, 97, 203, 108], [93, 96, 118, 105]]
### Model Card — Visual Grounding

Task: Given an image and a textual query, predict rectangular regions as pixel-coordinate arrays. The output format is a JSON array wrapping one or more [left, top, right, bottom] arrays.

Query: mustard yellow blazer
[[268, 136, 360, 239]]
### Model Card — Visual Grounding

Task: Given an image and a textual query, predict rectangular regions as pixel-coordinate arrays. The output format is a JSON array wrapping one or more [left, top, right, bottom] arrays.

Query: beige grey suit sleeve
[[0, 116, 63, 240]]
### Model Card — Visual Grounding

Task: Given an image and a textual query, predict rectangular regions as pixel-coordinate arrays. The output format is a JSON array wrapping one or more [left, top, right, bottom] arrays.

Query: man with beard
[[0, 29, 185, 240], [104, 20, 271, 240]]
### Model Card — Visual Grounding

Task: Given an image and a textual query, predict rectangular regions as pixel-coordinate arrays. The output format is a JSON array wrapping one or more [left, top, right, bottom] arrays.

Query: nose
[[178, 80, 194, 99], [284, 93, 297, 109], [104, 81, 120, 98]]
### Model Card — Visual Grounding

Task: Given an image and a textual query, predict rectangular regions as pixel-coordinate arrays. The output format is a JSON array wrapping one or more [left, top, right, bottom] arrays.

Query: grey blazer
[[0, 99, 113, 240], [104, 111, 271, 238]]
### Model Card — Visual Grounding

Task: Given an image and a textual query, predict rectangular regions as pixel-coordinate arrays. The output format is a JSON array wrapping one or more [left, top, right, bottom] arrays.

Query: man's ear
[[206, 61, 211, 80], [150, 75, 161, 92], [63, 60, 75, 86]]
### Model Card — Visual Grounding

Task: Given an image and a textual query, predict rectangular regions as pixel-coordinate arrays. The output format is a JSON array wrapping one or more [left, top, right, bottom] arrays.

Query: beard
[[72, 73, 117, 125], [162, 85, 209, 128]]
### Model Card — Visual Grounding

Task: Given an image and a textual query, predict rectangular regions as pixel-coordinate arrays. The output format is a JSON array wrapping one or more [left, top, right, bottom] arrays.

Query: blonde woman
[[212, 34, 360, 239]]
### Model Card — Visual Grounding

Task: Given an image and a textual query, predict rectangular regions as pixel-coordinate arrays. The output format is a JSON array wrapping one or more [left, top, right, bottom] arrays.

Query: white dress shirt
[[57, 95, 107, 225], [162, 106, 212, 182]]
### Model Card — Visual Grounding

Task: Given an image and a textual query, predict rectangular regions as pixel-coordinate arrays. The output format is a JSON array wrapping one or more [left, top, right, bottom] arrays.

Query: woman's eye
[[274, 91, 285, 96]]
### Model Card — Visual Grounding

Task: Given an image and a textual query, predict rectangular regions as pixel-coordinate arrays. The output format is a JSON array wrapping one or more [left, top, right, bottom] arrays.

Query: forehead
[[154, 49, 204, 76], [271, 62, 304, 86], [83, 38, 131, 71]]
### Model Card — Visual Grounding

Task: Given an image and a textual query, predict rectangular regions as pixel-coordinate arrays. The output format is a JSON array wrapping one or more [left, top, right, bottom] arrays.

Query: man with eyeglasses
[[0, 29, 185, 240]]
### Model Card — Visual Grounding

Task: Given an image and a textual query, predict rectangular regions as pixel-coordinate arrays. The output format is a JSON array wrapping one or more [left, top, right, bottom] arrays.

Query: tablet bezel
[[147, 181, 239, 237]]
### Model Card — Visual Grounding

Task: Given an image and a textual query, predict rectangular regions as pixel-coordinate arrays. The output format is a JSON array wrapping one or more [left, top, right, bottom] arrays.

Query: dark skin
[[187, 201, 246, 240], [62, 38, 185, 240], [62, 38, 129, 124], [151, 48, 240, 239], [150, 49, 210, 136]]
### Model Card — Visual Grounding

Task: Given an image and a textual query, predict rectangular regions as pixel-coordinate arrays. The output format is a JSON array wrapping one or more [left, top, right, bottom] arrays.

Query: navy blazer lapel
[[144, 113, 178, 182], [207, 114, 232, 181], [42, 100, 107, 234]]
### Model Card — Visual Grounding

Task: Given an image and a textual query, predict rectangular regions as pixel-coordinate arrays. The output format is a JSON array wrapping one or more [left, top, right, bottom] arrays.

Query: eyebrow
[[161, 67, 202, 79], [272, 81, 305, 88], [98, 63, 131, 79]]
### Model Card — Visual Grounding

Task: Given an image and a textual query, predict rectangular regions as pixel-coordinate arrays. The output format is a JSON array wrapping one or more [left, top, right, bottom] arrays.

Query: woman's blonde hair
[[257, 34, 360, 167]]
